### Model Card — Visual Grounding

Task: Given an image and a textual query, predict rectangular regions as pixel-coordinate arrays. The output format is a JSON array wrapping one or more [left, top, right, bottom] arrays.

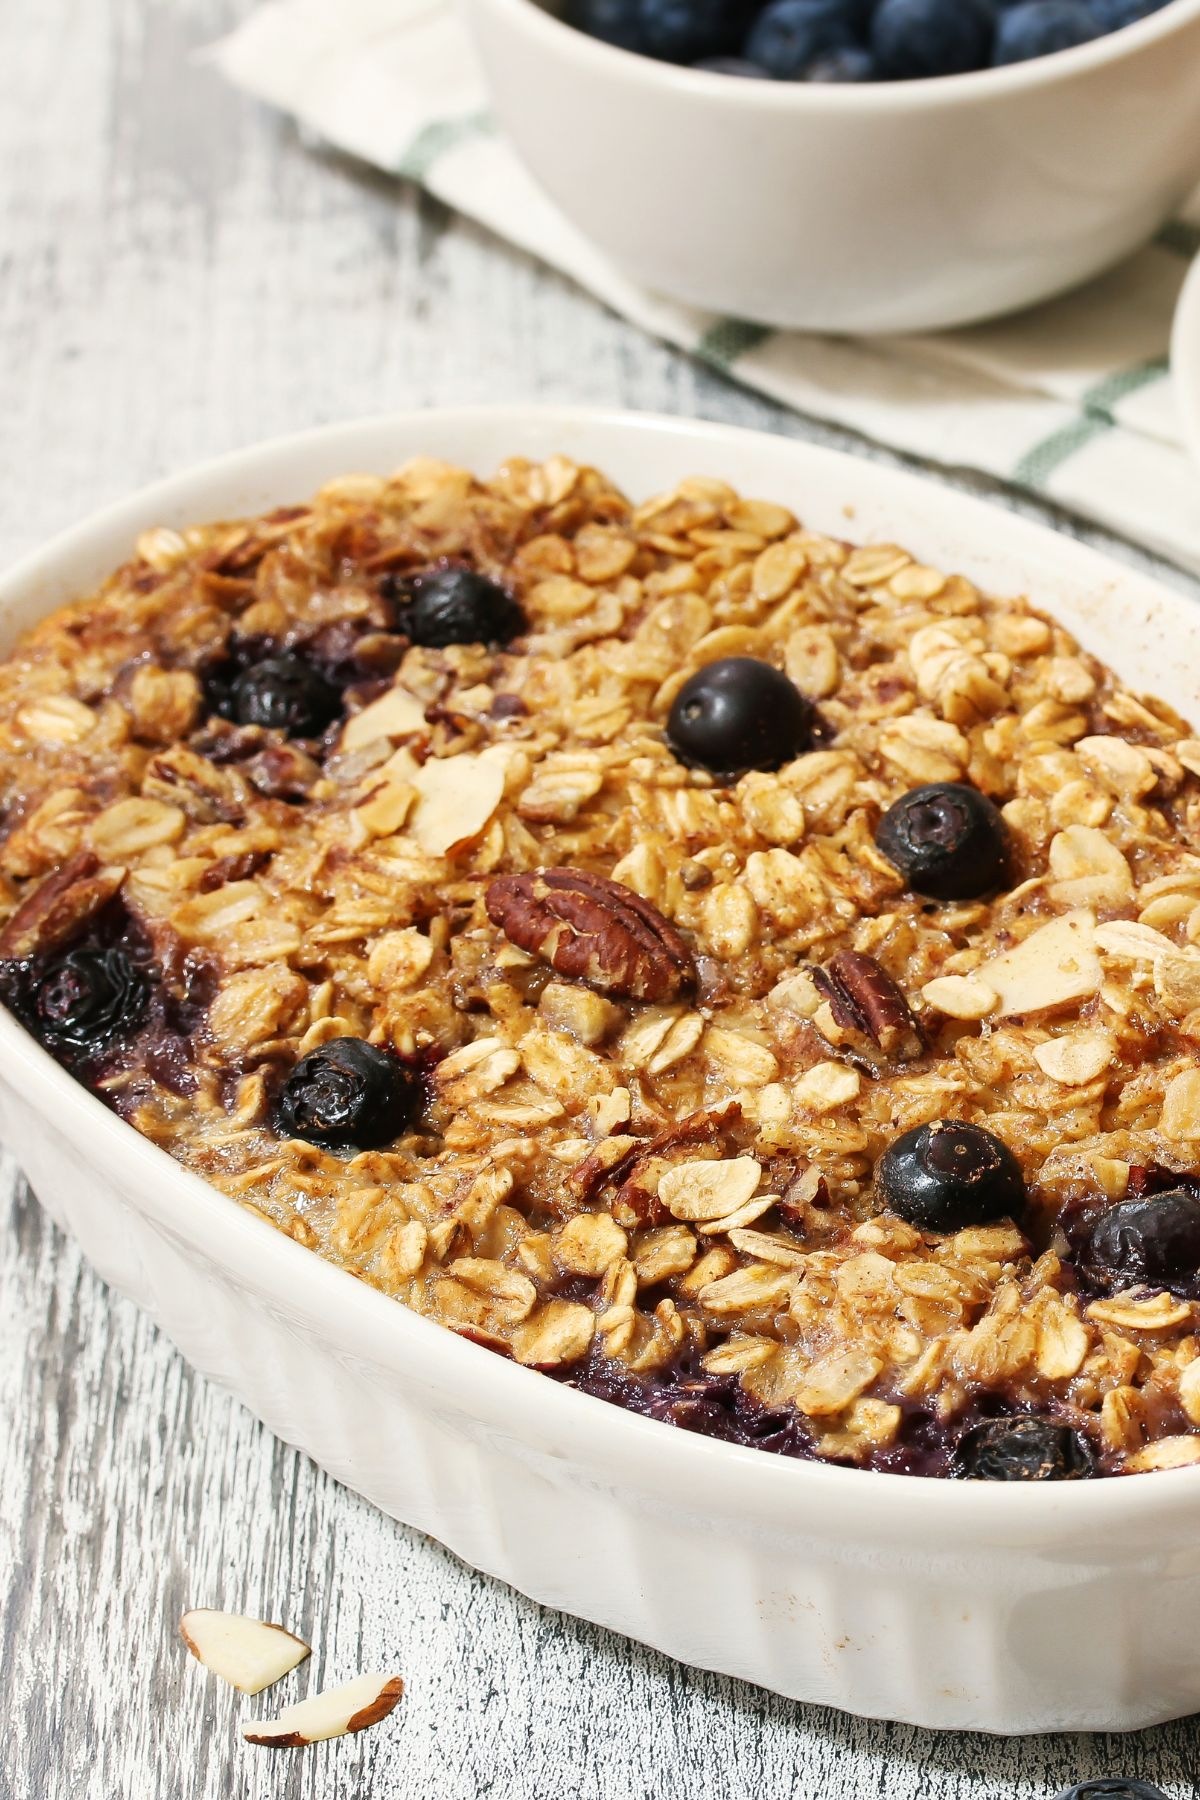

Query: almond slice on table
[[244, 1671, 404, 1748], [179, 1609, 311, 1694]]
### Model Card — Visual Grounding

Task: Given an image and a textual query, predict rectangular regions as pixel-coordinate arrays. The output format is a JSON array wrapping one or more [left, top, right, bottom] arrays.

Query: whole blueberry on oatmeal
[[878, 1119, 1026, 1232], [1077, 1188, 1200, 1297], [228, 653, 341, 737], [32, 948, 149, 1053], [395, 565, 525, 649], [277, 1038, 420, 1151], [953, 1415, 1097, 1481], [666, 656, 815, 777], [6, 454, 1200, 1479], [874, 781, 1008, 900]]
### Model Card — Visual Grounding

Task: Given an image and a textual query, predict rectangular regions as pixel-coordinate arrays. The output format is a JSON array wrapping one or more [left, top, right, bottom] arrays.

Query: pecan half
[[812, 951, 923, 1063], [0, 851, 126, 960], [485, 868, 695, 1003]]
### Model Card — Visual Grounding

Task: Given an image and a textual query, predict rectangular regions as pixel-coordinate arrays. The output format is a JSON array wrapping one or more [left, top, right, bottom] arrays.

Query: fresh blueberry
[[878, 1119, 1026, 1231], [1053, 1782, 1169, 1797], [874, 782, 1008, 900], [398, 567, 525, 650], [993, 0, 1100, 62], [745, 0, 861, 78], [1078, 1189, 1200, 1296], [638, 0, 750, 60], [954, 1416, 1097, 1482], [667, 656, 816, 778], [870, 0, 994, 76], [1085, 0, 1165, 28], [693, 52, 772, 71], [230, 653, 340, 737], [277, 1038, 419, 1151], [32, 949, 149, 1053], [802, 44, 877, 75], [565, 0, 646, 50]]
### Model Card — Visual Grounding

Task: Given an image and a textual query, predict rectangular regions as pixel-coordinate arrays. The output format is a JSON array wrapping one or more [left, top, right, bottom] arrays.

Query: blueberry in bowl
[[557, 0, 1176, 76], [870, 0, 995, 77], [743, 0, 865, 77], [993, 0, 1103, 62]]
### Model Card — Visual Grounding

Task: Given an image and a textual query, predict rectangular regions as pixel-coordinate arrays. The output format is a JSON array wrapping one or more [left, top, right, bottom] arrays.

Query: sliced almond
[[244, 1671, 404, 1747], [341, 684, 426, 753], [1032, 1030, 1115, 1087], [970, 910, 1101, 1018], [658, 1156, 761, 1223], [180, 1609, 310, 1695], [409, 753, 505, 857]]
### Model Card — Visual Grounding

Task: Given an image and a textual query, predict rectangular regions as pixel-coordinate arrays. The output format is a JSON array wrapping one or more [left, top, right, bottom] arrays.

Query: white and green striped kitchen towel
[[210, 0, 1200, 571]]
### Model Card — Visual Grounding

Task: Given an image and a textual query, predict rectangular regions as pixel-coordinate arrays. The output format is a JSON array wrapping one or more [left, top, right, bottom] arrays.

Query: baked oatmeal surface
[[6, 452, 1200, 1477]]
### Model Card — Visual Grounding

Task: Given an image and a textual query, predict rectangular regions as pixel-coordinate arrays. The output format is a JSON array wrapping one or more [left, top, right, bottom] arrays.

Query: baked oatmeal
[[6, 452, 1200, 1480]]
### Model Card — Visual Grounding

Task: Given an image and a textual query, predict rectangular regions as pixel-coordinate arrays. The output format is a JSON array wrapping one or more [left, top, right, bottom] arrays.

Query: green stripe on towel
[[1013, 415, 1113, 488], [1157, 220, 1200, 260], [1081, 356, 1170, 415], [697, 318, 773, 371], [1012, 357, 1169, 489], [394, 112, 494, 183]]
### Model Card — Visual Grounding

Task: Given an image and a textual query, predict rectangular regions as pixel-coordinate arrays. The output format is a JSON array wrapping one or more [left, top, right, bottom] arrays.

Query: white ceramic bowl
[[461, 0, 1200, 332], [1172, 252, 1200, 480], [7, 406, 1200, 1735]]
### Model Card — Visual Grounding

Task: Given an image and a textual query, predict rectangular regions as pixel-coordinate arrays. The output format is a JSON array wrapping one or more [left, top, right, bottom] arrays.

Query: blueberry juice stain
[[547, 1339, 1106, 1477]]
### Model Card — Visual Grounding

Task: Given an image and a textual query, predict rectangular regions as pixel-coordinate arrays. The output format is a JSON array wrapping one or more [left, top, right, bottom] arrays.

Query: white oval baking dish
[[5, 406, 1200, 1736]]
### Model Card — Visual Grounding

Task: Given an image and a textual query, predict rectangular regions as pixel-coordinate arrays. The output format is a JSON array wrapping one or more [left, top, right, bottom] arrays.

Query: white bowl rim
[[6, 400, 1200, 1544], [480, 0, 1200, 106], [1171, 254, 1200, 486]]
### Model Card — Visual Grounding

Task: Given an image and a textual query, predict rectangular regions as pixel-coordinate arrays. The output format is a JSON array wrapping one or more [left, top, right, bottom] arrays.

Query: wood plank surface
[[2, 2, 1199, 1794]]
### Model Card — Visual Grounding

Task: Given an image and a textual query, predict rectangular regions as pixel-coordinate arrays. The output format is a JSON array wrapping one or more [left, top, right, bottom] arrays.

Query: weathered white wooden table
[[4, 3, 1200, 1795]]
